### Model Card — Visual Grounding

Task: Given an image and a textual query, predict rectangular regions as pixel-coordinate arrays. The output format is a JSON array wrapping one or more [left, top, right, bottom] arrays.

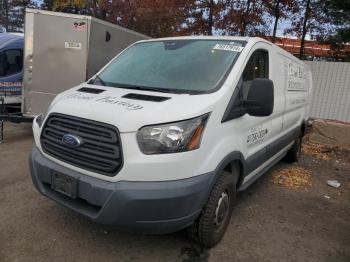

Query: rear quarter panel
[[280, 53, 310, 133]]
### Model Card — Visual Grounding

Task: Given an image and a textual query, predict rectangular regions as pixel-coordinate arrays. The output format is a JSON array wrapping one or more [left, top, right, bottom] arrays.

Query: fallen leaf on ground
[[272, 166, 312, 188], [302, 142, 334, 161]]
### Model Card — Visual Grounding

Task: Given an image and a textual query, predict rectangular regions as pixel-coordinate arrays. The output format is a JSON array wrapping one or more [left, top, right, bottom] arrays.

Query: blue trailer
[[0, 33, 24, 107], [0, 33, 26, 143]]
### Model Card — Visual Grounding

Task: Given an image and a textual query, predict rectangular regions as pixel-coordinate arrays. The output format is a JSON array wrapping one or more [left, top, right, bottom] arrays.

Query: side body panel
[[218, 42, 281, 178], [268, 47, 286, 145], [280, 53, 310, 133], [239, 47, 310, 186], [207, 42, 308, 187], [207, 41, 277, 183]]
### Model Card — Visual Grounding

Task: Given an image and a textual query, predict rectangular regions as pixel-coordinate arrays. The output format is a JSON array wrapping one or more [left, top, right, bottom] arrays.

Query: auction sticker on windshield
[[213, 43, 244, 52]]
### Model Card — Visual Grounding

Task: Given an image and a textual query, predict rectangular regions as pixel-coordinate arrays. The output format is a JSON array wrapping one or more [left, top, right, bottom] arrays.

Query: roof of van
[[139, 36, 268, 43], [138, 36, 306, 66], [0, 33, 23, 49]]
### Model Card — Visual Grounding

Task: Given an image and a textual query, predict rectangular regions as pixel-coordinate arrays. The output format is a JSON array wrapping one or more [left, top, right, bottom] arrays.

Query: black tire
[[188, 168, 238, 248], [285, 135, 302, 163]]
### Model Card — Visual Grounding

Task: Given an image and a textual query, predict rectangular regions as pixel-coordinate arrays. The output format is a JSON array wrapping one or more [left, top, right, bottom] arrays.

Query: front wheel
[[188, 170, 237, 248]]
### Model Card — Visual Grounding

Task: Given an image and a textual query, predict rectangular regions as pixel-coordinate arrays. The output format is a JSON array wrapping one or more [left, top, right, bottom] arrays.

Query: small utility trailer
[[0, 8, 149, 142]]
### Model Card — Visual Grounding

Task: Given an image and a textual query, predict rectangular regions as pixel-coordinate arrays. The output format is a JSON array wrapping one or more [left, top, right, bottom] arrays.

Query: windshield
[[92, 39, 246, 94]]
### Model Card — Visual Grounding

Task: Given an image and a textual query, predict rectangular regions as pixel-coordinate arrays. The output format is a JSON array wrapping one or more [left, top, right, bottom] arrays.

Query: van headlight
[[137, 113, 210, 154]]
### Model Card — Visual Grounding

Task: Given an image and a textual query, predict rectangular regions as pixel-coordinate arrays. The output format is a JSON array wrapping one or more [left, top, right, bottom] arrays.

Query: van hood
[[48, 84, 217, 132]]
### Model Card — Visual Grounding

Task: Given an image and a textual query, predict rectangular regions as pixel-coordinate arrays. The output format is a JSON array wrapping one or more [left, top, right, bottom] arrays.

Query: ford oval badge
[[62, 134, 82, 147]]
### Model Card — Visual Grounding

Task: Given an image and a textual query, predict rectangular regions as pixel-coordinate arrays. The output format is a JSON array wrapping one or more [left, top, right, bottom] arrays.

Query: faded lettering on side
[[65, 93, 143, 110], [247, 126, 269, 146], [95, 96, 143, 110]]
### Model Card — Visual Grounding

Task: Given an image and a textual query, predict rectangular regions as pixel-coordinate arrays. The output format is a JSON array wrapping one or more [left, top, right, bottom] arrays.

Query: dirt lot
[[0, 123, 349, 262]]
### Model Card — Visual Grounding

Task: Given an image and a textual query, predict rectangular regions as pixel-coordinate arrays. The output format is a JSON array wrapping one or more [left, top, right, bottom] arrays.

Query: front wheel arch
[[208, 152, 246, 193]]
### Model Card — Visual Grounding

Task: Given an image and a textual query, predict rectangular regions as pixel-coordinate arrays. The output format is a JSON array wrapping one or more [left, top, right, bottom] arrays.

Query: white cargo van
[[30, 37, 312, 247]]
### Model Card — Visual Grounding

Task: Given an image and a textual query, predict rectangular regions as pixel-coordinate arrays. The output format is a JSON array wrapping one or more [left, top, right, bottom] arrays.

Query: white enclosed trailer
[[22, 8, 149, 116]]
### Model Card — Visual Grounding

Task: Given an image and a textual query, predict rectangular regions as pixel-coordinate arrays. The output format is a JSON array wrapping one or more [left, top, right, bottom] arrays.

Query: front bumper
[[29, 147, 215, 234]]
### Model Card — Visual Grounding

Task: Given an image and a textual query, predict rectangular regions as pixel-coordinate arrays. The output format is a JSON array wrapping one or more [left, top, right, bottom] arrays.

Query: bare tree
[[264, 0, 300, 41], [285, 0, 330, 58], [219, 0, 268, 36]]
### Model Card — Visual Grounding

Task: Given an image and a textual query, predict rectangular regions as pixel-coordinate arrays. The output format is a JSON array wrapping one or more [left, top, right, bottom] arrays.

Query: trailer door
[[23, 10, 89, 115]]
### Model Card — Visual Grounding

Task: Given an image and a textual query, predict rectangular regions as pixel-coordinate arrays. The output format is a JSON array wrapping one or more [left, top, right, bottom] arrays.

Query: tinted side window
[[0, 49, 23, 77], [222, 49, 270, 122], [240, 50, 269, 100]]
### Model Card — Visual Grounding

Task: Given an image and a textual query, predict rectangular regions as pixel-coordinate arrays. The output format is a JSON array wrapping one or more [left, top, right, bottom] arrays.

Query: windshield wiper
[[106, 83, 197, 94], [132, 86, 185, 94], [148, 87, 203, 95], [90, 80, 203, 95]]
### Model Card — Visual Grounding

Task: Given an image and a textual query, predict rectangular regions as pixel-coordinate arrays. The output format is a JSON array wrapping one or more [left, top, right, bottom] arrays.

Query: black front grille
[[41, 113, 123, 176]]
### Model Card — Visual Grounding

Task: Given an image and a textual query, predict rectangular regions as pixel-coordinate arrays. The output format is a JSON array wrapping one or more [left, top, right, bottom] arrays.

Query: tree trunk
[[272, 0, 281, 42], [4, 0, 9, 31], [241, 0, 251, 36], [207, 0, 214, 35], [300, 0, 311, 59], [272, 16, 279, 41], [100, 9, 107, 19], [91, 0, 98, 17]]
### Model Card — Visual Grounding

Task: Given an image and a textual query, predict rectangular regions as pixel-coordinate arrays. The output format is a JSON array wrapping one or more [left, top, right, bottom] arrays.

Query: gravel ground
[[0, 122, 349, 262]]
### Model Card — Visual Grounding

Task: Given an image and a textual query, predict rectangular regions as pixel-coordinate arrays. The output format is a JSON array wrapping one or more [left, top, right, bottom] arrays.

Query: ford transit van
[[30, 37, 312, 247], [0, 33, 24, 105]]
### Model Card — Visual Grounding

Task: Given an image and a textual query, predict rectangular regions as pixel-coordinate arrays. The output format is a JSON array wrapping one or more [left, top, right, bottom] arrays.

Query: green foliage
[[324, 0, 350, 42], [315, 0, 350, 60]]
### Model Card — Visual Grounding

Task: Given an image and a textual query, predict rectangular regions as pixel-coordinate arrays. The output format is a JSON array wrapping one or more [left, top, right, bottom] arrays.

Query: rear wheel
[[285, 134, 302, 163], [188, 168, 238, 248]]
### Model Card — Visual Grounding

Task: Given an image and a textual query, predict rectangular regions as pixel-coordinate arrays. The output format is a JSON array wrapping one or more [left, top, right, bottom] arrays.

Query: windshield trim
[[90, 39, 247, 95]]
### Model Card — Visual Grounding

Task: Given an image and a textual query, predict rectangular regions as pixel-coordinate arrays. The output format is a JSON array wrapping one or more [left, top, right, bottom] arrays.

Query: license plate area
[[51, 172, 77, 199]]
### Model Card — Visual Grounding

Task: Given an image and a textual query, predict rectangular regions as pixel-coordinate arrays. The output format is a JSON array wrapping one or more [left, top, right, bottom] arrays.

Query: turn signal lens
[[187, 124, 205, 150]]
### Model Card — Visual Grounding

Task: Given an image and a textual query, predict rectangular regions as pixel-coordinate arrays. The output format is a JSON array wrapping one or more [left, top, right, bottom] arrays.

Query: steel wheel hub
[[214, 191, 229, 226]]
